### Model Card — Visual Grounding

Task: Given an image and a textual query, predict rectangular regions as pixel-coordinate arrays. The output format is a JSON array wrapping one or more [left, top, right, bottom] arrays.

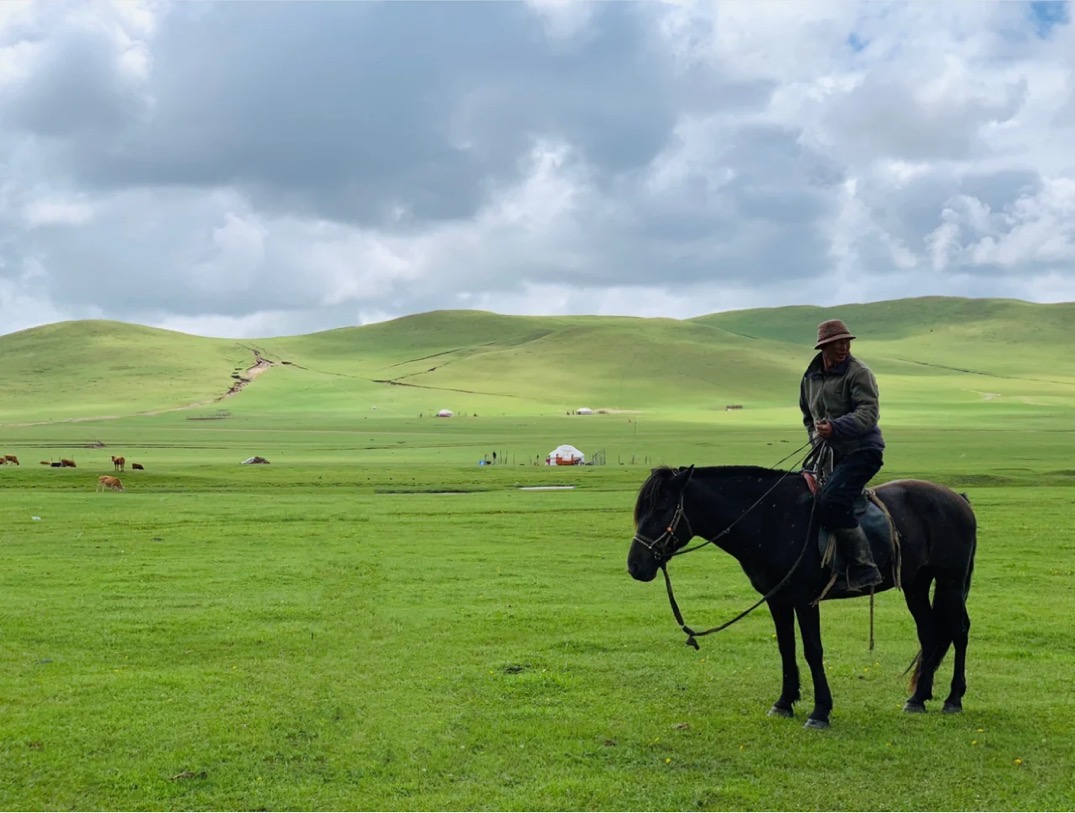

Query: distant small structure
[[436, 409, 454, 418], [725, 404, 744, 411], [241, 456, 270, 465], [546, 444, 585, 466], [576, 407, 593, 415]]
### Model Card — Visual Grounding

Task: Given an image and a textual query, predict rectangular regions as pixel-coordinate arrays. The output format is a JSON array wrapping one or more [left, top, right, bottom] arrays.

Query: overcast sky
[[2, 1, 1073, 338]]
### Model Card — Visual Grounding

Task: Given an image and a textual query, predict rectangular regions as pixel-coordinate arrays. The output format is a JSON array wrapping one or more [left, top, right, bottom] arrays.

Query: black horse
[[627, 465, 977, 729]]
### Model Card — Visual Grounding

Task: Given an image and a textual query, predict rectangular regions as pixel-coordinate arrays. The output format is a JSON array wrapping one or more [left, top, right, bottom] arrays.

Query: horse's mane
[[634, 465, 787, 523], [634, 467, 676, 523], [693, 465, 784, 480]]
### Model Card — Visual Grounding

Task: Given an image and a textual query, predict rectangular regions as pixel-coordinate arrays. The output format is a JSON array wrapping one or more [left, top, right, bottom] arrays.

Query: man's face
[[821, 338, 851, 367]]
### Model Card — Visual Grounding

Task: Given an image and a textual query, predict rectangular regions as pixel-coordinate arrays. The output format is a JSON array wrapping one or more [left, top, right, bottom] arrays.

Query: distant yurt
[[436, 409, 454, 418], [546, 444, 585, 466], [576, 407, 593, 415]]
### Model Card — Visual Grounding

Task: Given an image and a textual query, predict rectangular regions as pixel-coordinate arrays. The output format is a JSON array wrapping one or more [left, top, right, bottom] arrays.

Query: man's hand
[[815, 419, 834, 440]]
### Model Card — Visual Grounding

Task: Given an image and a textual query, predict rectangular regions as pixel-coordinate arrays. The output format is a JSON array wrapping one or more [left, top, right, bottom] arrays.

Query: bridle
[[630, 498, 693, 563]]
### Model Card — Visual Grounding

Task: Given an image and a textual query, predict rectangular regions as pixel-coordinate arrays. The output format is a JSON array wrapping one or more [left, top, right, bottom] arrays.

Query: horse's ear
[[684, 465, 695, 481]]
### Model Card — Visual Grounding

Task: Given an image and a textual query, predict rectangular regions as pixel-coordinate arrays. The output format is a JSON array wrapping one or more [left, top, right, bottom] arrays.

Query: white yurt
[[576, 407, 593, 415], [436, 409, 454, 418], [546, 444, 585, 466]]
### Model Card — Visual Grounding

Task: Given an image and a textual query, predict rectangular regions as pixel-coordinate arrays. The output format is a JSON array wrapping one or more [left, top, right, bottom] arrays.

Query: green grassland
[[1, 297, 1073, 811]]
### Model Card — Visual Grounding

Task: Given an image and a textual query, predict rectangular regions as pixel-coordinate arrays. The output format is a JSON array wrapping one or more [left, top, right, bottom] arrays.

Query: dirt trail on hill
[[6, 350, 277, 427], [140, 351, 277, 415]]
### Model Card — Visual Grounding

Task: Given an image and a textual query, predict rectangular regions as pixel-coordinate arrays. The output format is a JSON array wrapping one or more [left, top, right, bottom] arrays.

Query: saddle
[[802, 472, 902, 594]]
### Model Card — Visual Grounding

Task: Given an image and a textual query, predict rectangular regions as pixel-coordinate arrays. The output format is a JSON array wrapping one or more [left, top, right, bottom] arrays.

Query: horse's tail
[[957, 489, 977, 603], [902, 648, 923, 694], [965, 535, 976, 596], [960, 519, 977, 636]]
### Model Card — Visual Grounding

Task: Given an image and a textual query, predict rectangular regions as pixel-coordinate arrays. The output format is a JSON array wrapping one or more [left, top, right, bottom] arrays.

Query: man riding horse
[[799, 319, 883, 592]]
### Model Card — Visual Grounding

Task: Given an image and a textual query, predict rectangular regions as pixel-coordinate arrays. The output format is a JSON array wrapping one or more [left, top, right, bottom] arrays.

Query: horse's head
[[627, 465, 695, 582]]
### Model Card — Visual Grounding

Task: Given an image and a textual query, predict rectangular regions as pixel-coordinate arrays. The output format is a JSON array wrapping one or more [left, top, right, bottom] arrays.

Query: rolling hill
[[1, 297, 1073, 426]]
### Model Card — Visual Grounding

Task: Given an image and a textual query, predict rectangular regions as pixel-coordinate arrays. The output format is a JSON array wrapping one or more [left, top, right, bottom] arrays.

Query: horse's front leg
[[794, 602, 833, 729], [766, 598, 800, 718]]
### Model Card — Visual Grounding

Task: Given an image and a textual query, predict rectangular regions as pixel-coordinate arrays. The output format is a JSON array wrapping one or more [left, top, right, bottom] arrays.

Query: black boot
[[834, 525, 882, 591]]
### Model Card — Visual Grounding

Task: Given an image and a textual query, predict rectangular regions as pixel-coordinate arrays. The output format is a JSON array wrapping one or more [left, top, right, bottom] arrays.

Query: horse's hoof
[[903, 701, 927, 714], [803, 717, 830, 730], [768, 706, 794, 719], [942, 702, 963, 714]]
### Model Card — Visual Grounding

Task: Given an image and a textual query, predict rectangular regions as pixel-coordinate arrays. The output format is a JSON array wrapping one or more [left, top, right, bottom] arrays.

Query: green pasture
[[1, 299, 1074, 810], [2, 421, 1074, 811]]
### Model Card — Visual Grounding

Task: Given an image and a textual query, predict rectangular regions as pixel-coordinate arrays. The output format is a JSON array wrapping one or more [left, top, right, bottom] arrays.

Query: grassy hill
[[694, 297, 1075, 377], [1, 297, 1073, 428], [0, 320, 255, 422]]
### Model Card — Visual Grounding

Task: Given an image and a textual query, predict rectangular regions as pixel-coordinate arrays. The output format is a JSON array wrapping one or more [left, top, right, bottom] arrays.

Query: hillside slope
[[0, 320, 257, 422], [1, 298, 1073, 424]]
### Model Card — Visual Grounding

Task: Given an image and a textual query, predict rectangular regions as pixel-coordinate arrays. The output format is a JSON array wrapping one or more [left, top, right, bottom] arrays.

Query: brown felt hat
[[814, 319, 856, 349]]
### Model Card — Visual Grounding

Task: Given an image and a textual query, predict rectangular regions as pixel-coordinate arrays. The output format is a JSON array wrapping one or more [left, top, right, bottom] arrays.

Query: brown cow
[[111, 455, 125, 472], [97, 475, 124, 492], [2, 455, 17, 465], [60, 459, 76, 468], [131, 462, 145, 470], [40, 461, 51, 466]]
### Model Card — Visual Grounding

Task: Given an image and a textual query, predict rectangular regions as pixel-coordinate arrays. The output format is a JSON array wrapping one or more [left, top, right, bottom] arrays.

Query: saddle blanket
[[817, 493, 897, 571]]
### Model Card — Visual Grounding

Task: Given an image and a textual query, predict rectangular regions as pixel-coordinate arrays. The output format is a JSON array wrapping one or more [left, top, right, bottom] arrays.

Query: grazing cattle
[[97, 475, 124, 492], [111, 455, 125, 472], [60, 459, 76, 468], [131, 462, 144, 470], [40, 461, 51, 466], [2, 455, 17, 465], [50, 462, 62, 468]]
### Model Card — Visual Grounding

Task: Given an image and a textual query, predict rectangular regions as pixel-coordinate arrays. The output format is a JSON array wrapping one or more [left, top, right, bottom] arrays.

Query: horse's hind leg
[[942, 599, 971, 714], [903, 577, 939, 712], [766, 599, 800, 718], [909, 576, 968, 712]]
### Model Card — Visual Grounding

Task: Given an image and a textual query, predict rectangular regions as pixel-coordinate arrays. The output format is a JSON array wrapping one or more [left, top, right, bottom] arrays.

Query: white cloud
[[963, 178, 1075, 267], [524, 0, 596, 42], [0, 39, 42, 88], [0, 1, 1073, 338], [187, 211, 267, 294], [22, 196, 96, 226]]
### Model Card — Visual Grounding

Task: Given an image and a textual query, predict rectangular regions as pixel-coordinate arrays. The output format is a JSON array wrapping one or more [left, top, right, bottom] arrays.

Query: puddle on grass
[[374, 489, 484, 495]]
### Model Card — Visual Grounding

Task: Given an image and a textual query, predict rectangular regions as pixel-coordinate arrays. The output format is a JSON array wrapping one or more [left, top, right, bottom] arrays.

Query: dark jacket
[[799, 353, 885, 457]]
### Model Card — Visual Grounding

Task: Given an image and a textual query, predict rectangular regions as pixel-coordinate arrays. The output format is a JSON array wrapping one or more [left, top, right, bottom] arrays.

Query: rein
[[662, 506, 816, 649], [657, 442, 818, 649]]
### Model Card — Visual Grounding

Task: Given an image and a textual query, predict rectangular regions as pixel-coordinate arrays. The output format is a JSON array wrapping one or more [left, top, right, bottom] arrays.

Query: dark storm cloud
[[2, 22, 149, 137], [22, 1, 701, 227]]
